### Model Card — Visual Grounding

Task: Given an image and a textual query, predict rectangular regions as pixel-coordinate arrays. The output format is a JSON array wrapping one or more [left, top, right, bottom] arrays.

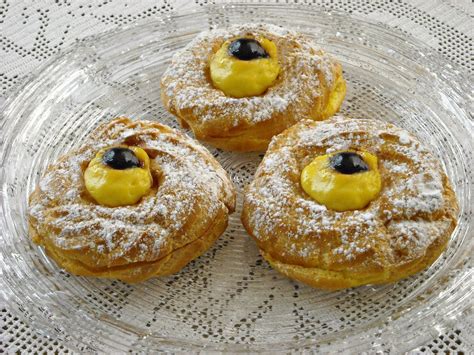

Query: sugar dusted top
[[243, 116, 458, 268], [161, 23, 336, 128], [28, 118, 236, 268]]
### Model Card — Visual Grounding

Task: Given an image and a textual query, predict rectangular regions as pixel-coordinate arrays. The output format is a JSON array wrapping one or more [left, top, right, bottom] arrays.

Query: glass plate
[[0, 4, 472, 352]]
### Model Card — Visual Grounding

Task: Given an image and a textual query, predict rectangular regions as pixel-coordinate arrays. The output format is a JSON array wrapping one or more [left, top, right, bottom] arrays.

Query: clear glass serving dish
[[0, 3, 472, 352]]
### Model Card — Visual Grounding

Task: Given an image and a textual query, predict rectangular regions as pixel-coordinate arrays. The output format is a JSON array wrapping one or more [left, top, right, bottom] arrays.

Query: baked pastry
[[161, 24, 346, 152], [28, 117, 236, 283], [241, 116, 459, 290]]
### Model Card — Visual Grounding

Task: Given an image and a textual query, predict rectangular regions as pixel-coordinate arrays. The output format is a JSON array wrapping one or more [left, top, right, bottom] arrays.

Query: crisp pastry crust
[[160, 24, 346, 152], [241, 116, 459, 290], [28, 117, 236, 283]]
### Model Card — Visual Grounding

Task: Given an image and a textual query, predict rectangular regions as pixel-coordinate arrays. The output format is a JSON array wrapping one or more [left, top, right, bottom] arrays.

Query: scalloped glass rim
[[0, 3, 472, 352]]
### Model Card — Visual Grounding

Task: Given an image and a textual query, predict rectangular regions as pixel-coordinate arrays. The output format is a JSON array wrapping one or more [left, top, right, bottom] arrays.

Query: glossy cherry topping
[[329, 152, 369, 174], [102, 147, 141, 170], [228, 38, 269, 60]]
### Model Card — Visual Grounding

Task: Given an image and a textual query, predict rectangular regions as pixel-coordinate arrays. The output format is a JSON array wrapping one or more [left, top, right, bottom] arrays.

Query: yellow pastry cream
[[319, 74, 347, 119], [84, 146, 152, 207], [209, 37, 280, 98], [301, 151, 381, 211]]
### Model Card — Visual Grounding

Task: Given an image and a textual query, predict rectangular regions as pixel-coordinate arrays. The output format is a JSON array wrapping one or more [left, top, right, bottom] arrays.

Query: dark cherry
[[228, 38, 269, 61], [102, 147, 140, 170], [329, 152, 369, 174]]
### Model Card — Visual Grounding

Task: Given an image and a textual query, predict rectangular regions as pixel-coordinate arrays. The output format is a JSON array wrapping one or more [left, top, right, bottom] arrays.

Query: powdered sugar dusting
[[29, 118, 235, 266], [244, 116, 457, 264], [161, 23, 336, 127], [399, 131, 411, 145], [388, 219, 452, 257]]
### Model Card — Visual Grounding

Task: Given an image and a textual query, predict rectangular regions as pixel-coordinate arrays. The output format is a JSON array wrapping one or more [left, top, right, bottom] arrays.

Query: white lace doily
[[1, 0, 472, 353]]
